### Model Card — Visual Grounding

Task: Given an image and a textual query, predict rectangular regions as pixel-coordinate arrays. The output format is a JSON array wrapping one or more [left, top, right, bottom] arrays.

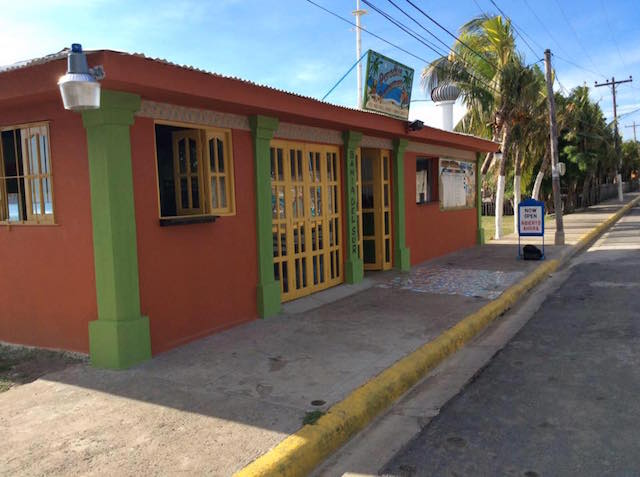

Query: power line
[[304, 0, 432, 65], [362, 0, 448, 58], [471, 0, 487, 17], [404, 0, 499, 71], [618, 106, 640, 120], [306, 0, 502, 107], [552, 53, 607, 80], [488, 0, 605, 81], [368, 0, 501, 95], [553, 0, 605, 78], [599, 0, 630, 72], [488, 0, 542, 59], [522, 0, 569, 57], [364, 0, 501, 95], [384, 0, 453, 55]]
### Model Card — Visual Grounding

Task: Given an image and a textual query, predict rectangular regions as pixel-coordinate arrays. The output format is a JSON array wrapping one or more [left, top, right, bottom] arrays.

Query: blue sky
[[2, 0, 639, 139]]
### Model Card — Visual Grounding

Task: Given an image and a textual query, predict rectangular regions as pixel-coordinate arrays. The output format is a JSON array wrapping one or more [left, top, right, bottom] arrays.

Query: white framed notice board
[[439, 158, 476, 210]]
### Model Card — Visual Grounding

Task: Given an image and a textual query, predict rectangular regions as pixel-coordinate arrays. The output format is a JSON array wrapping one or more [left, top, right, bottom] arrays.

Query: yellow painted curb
[[572, 195, 640, 254], [235, 196, 639, 477]]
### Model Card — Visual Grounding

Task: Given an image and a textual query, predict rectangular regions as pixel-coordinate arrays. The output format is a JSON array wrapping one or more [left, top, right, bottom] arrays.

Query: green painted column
[[250, 115, 281, 317], [392, 138, 411, 271], [82, 90, 151, 369], [343, 131, 364, 283], [476, 152, 486, 244]]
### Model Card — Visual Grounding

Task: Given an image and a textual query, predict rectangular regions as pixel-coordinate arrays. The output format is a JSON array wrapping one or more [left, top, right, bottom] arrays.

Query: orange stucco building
[[0, 49, 497, 368]]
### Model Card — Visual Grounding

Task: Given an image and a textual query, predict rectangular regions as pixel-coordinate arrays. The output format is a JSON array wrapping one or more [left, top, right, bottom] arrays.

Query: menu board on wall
[[439, 158, 476, 209]]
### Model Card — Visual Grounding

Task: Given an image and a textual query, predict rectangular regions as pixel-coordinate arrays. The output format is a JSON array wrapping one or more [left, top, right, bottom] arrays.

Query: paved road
[[382, 207, 640, 477]]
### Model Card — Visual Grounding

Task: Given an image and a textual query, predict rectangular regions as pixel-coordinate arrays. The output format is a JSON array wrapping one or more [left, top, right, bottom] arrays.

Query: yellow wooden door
[[380, 149, 393, 270], [361, 148, 392, 270], [271, 140, 343, 301], [172, 130, 204, 215]]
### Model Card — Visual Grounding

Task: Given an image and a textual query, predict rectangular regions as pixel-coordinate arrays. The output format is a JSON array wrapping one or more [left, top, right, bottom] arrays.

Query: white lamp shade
[[58, 73, 101, 111]]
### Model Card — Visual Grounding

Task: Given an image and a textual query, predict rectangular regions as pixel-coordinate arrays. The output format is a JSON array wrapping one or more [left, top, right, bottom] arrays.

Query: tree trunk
[[495, 124, 511, 240], [581, 173, 593, 208], [532, 145, 550, 200], [481, 129, 500, 175], [567, 180, 576, 213], [513, 146, 522, 234]]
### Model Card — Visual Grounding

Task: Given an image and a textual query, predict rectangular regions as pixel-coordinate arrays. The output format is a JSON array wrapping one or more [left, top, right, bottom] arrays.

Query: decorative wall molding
[[137, 100, 250, 130], [407, 141, 475, 160], [274, 122, 343, 145], [361, 135, 393, 149], [137, 101, 475, 161]]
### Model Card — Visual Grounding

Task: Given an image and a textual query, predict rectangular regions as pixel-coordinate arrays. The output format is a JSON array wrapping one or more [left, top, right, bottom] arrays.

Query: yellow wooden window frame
[[0, 122, 54, 225], [172, 129, 205, 216], [155, 121, 236, 219], [204, 130, 235, 216]]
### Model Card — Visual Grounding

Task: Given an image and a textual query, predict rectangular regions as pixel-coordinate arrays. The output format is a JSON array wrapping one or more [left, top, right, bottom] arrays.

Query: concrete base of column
[[257, 281, 282, 318], [89, 316, 151, 369], [477, 228, 486, 245], [394, 247, 411, 272], [344, 257, 365, 284]]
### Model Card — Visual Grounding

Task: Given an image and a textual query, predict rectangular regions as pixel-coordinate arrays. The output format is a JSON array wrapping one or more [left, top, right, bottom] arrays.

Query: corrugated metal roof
[[0, 48, 491, 144], [0, 48, 373, 113], [0, 49, 69, 73], [121, 50, 395, 117]]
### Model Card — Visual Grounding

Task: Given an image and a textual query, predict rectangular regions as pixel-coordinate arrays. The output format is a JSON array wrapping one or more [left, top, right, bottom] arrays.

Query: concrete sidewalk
[[1, 193, 637, 476]]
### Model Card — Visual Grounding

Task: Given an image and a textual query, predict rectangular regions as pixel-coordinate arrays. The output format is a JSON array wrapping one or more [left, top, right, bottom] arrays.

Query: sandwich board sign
[[518, 198, 545, 259]]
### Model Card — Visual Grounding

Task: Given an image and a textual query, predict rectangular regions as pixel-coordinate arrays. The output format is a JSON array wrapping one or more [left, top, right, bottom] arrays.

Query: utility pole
[[353, 0, 367, 107], [595, 75, 633, 201], [625, 121, 638, 142], [544, 49, 565, 245]]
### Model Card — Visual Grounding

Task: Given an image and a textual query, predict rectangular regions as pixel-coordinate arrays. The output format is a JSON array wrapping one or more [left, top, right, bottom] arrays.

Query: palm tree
[[422, 15, 544, 238], [508, 63, 546, 233]]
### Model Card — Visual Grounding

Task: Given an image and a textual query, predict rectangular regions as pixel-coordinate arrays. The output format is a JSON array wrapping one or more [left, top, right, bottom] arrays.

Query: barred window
[[0, 123, 54, 224]]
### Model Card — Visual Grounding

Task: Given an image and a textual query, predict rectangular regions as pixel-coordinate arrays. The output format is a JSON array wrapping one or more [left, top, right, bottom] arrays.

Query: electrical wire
[[404, 0, 499, 71], [363, 0, 501, 95], [304, 0, 432, 65], [552, 0, 605, 78], [362, 0, 449, 58], [522, 0, 568, 57], [488, 0, 542, 59], [617, 106, 640, 120], [385, 0, 452, 55], [552, 53, 607, 80], [599, 0, 630, 73]]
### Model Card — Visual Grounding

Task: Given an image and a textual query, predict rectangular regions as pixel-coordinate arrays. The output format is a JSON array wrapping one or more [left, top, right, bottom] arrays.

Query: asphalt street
[[382, 207, 640, 477]]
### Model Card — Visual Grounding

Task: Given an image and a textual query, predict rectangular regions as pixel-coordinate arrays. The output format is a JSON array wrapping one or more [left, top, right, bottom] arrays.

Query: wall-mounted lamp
[[493, 149, 503, 162], [407, 119, 424, 132], [58, 43, 104, 111]]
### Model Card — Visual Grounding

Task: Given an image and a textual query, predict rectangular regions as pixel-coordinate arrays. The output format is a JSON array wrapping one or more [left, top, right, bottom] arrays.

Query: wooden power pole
[[595, 75, 633, 201], [544, 49, 565, 245], [625, 121, 638, 142]]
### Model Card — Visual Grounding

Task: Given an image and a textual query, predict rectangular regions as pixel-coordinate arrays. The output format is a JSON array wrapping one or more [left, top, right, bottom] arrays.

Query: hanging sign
[[518, 199, 545, 236], [362, 50, 414, 120]]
